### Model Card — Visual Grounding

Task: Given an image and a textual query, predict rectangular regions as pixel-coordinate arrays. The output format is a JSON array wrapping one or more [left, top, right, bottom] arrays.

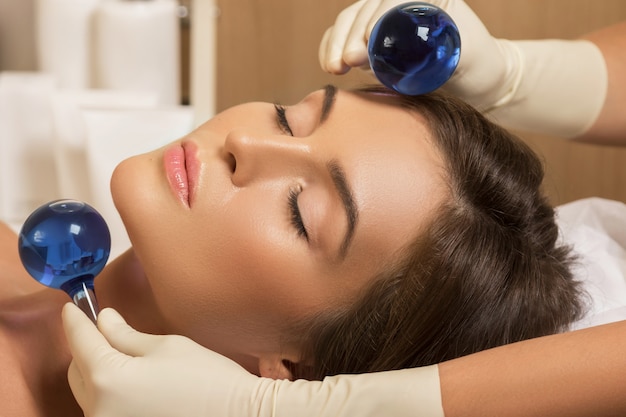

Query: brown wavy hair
[[289, 87, 585, 380]]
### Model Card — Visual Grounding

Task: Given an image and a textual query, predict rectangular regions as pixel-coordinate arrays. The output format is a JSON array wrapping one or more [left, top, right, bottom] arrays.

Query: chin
[[111, 156, 142, 237], [111, 152, 169, 244]]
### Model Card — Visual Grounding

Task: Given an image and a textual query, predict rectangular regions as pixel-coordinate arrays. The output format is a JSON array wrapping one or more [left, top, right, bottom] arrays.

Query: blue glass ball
[[368, 2, 461, 95], [18, 200, 111, 298]]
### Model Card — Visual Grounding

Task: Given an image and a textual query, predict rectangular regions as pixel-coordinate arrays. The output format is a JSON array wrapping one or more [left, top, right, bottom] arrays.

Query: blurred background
[[1, 0, 626, 255], [214, 0, 626, 209]]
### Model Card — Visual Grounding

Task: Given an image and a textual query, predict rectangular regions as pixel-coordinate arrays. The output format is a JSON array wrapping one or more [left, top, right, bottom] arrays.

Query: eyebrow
[[318, 86, 357, 258], [320, 84, 337, 123], [327, 159, 358, 259]]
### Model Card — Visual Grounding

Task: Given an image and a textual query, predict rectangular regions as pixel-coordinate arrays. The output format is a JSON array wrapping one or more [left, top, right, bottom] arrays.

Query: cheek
[[111, 150, 180, 246], [140, 191, 328, 343]]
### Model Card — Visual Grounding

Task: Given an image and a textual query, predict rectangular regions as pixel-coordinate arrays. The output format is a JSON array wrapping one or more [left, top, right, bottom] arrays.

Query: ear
[[257, 355, 297, 380]]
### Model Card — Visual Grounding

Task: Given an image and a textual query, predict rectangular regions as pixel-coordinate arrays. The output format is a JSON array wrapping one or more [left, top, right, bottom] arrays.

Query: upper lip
[[164, 141, 197, 208], [182, 140, 200, 207]]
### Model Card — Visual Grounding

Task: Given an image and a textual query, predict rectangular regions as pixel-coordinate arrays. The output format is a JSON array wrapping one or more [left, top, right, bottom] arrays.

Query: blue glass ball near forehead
[[368, 2, 461, 95], [18, 200, 110, 298]]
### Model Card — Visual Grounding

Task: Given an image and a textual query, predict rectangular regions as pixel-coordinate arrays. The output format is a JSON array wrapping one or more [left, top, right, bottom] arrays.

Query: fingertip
[[62, 301, 80, 316], [62, 303, 112, 367], [62, 302, 90, 331], [320, 30, 350, 74], [318, 27, 332, 71], [342, 48, 369, 68], [97, 307, 131, 337], [97, 307, 125, 324], [326, 59, 351, 75]]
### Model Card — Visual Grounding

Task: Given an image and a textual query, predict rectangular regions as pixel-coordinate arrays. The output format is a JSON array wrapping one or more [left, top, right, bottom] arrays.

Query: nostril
[[226, 152, 236, 173]]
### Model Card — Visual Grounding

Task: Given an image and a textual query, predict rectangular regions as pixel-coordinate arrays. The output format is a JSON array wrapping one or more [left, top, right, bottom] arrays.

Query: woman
[[61, 1, 626, 416], [1, 83, 580, 416]]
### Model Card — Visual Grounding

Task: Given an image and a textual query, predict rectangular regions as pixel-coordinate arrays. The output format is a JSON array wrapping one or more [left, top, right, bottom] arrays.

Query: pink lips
[[164, 141, 199, 207]]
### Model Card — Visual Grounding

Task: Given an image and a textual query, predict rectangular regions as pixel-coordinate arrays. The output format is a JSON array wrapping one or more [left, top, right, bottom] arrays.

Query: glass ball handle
[[18, 200, 111, 323]]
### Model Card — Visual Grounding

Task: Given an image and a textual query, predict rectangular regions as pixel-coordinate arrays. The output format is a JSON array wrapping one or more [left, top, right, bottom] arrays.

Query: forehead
[[321, 90, 447, 276]]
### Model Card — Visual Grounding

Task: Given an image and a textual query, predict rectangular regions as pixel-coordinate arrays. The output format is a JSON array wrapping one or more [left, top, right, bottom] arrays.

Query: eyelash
[[276, 104, 305, 240], [274, 104, 293, 136], [288, 187, 309, 241]]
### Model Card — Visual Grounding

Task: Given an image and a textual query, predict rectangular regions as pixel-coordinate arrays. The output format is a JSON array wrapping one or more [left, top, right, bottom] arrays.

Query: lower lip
[[163, 142, 199, 207]]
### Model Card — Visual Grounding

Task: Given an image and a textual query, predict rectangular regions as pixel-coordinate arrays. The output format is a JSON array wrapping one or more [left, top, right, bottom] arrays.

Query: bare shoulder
[[0, 221, 42, 299], [0, 222, 37, 414], [0, 333, 40, 416], [0, 289, 81, 417]]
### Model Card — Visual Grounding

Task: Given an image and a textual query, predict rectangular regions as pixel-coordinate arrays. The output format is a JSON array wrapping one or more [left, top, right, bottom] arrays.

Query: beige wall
[[215, 0, 361, 109], [2, 0, 623, 204], [215, 0, 626, 206], [0, 0, 36, 70]]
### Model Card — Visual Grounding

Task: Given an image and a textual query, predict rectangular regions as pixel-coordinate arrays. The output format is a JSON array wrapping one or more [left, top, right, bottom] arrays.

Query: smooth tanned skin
[[579, 22, 626, 145], [440, 319, 626, 417], [0, 87, 447, 415]]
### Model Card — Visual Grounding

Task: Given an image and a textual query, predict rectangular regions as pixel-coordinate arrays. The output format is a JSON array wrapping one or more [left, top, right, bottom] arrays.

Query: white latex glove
[[62, 303, 269, 417], [62, 302, 444, 417], [320, 0, 608, 138]]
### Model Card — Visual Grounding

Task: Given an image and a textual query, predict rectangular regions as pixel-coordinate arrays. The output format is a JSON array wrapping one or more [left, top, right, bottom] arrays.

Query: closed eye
[[274, 104, 293, 136], [288, 187, 308, 241]]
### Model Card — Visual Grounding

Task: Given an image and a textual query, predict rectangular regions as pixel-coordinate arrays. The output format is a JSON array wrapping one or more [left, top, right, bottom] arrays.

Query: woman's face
[[110, 86, 447, 374]]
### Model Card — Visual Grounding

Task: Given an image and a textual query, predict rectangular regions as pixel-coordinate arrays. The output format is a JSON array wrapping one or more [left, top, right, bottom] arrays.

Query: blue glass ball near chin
[[368, 2, 461, 95], [18, 200, 111, 298]]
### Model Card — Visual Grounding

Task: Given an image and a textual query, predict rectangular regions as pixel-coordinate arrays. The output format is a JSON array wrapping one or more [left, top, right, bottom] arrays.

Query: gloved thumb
[[96, 307, 163, 357], [62, 302, 128, 382]]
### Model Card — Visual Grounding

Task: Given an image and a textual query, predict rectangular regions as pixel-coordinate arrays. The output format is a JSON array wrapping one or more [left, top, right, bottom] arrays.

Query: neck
[[1, 289, 82, 416], [95, 248, 168, 334], [1, 247, 166, 416]]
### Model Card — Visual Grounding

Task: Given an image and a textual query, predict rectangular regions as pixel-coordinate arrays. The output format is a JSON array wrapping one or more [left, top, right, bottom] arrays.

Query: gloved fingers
[[96, 307, 164, 357], [320, 0, 368, 73], [67, 359, 89, 412], [365, 1, 401, 38], [62, 302, 120, 374], [319, 28, 347, 73], [339, 0, 382, 68]]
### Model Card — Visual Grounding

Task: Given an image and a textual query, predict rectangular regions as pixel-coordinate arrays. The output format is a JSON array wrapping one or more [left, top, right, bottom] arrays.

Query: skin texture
[[103, 87, 447, 377], [0, 223, 82, 417], [0, 87, 447, 415], [579, 21, 626, 145], [439, 319, 626, 417]]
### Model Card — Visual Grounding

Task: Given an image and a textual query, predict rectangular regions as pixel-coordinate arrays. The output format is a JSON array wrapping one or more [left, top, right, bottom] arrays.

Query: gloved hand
[[319, 0, 607, 138], [62, 303, 271, 417], [62, 302, 444, 417]]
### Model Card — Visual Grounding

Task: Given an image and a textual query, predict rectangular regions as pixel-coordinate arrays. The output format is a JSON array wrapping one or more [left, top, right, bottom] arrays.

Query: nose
[[222, 128, 312, 186]]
